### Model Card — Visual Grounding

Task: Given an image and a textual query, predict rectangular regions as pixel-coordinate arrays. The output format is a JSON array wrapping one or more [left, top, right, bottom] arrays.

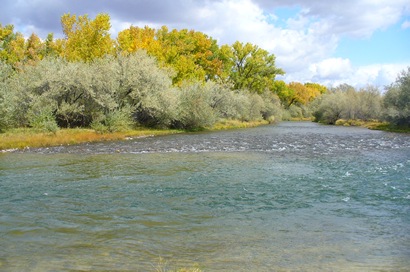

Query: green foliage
[[27, 102, 59, 134], [0, 62, 15, 131], [174, 81, 216, 129], [312, 85, 382, 124], [115, 51, 178, 128], [354, 85, 382, 120], [11, 57, 115, 128], [286, 104, 303, 119], [91, 107, 133, 133], [271, 80, 294, 107], [312, 91, 348, 124], [260, 91, 283, 122], [220, 41, 284, 93], [383, 67, 410, 126], [154, 27, 223, 85]]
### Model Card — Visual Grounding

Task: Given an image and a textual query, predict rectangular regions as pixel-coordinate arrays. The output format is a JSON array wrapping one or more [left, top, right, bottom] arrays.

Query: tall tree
[[61, 13, 114, 62], [117, 25, 160, 55], [25, 33, 44, 64], [220, 41, 284, 93], [0, 24, 26, 67], [117, 26, 223, 85], [154, 27, 223, 85]]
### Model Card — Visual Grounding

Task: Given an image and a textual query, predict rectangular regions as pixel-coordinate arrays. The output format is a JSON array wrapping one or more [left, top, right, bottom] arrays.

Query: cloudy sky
[[2, 0, 409, 88]]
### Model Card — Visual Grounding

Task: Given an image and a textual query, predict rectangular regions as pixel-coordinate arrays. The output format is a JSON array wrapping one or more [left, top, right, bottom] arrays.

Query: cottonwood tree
[[117, 26, 223, 85], [61, 13, 114, 62], [220, 41, 284, 93], [0, 24, 26, 68]]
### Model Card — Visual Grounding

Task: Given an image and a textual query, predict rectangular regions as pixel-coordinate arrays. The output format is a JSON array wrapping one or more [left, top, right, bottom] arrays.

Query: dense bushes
[[312, 69, 410, 128], [2, 45, 407, 132], [0, 62, 14, 131], [0, 51, 284, 132], [383, 67, 410, 127], [312, 85, 382, 124]]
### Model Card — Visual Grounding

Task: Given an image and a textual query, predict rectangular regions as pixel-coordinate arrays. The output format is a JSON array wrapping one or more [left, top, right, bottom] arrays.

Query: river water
[[1, 122, 409, 271]]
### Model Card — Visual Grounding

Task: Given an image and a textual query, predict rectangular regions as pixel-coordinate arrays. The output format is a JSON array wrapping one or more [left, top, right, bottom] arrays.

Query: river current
[[1, 122, 409, 271]]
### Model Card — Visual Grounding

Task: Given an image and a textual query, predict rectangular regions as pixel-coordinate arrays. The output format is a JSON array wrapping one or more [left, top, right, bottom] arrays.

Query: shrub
[[208, 82, 238, 119], [246, 93, 264, 121], [383, 67, 410, 126], [0, 62, 15, 131], [173, 81, 216, 129], [260, 91, 283, 122], [27, 99, 59, 133], [91, 107, 133, 133], [312, 91, 347, 124], [115, 52, 177, 128]]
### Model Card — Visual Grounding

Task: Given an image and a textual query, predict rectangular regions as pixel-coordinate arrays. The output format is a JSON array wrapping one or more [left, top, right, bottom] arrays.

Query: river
[[1, 122, 409, 271]]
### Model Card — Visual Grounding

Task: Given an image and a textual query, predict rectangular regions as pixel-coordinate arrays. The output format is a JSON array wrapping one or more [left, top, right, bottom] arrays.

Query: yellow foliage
[[61, 13, 114, 62]]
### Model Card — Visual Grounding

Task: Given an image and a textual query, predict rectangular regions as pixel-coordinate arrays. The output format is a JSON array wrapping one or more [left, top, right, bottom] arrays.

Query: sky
[[1, 0, 410, 89]]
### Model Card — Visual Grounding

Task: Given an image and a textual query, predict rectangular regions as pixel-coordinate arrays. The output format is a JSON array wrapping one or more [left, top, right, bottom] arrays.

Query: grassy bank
[[0, 120, 270, 151], [208, 119, 269, 130], [334, 119, 410, 133], [0, 127, 182, 151]]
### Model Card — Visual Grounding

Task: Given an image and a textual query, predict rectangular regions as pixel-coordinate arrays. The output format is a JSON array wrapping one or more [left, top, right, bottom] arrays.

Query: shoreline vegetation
[[2, 119, 409, 152], [1, 13, 409, 151], [0, 120, 269, 151]]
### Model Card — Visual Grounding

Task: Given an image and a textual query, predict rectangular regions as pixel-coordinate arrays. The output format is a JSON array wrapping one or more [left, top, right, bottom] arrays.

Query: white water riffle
[[1, 122, 409, 271]]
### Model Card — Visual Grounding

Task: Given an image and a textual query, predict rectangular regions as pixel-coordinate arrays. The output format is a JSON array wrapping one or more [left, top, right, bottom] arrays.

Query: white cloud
[[310, 58, 353, 80], [0, 0, 409, 88], [193, 0, 276, 46], [302, 62, 407, 88], [354, 64, 407, 87], [190, 0, 339, 75], [402, 20, 410, 29], [256, 0, 410, 38]]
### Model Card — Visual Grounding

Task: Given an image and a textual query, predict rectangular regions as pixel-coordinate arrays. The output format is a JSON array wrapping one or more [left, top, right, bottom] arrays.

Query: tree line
[[0, 13, 409, 133]]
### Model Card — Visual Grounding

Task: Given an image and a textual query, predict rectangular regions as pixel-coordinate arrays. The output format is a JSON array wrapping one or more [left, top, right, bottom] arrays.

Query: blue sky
[[1, 0, 409, 88], [335, 24, 410, 65]]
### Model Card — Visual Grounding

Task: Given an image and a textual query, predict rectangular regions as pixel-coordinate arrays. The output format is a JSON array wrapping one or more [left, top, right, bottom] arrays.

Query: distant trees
[[311, 69, 410, 128], [383, 67, 410, 127], [2, 12, 406, 133], [312, 84, 382, 124]]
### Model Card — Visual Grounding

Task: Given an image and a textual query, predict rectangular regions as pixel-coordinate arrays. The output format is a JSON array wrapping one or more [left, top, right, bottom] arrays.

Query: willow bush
[[114, 52, 178, 128], [0, 49, 287, 132], [383, 67, 410, 126], [312, 85, 382, 124], [260, 91, 283, 122], [173, 81, 217, 129], [0, 62, 15, 131]]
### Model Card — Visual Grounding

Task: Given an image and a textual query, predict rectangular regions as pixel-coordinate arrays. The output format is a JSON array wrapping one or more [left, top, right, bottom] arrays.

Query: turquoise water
[[1, 122, 409, 271]]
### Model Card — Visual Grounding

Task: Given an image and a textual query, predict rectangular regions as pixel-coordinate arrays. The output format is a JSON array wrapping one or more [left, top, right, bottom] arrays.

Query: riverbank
[[334, 119, 410, 133], [0, 120, 269, 151]]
